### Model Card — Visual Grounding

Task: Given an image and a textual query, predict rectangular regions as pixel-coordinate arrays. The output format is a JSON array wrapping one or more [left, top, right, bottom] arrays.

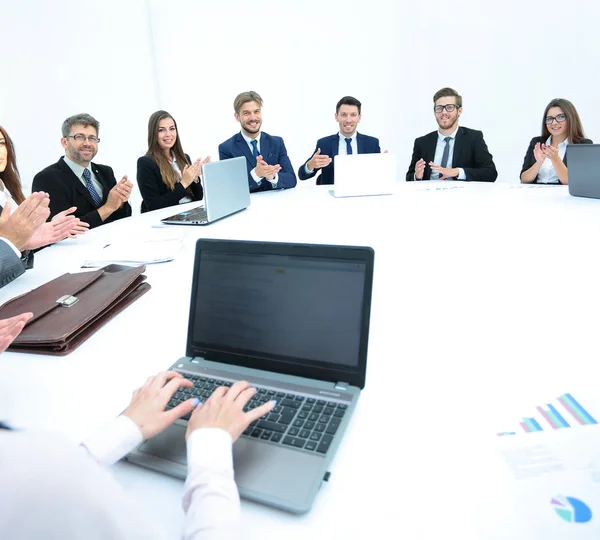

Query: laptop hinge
[[334, 381, 349, 391]]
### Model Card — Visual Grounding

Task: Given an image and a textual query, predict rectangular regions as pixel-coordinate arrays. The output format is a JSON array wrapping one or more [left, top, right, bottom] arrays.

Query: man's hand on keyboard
[[186, 380, 276, 442], [123, 371, 201, 439]]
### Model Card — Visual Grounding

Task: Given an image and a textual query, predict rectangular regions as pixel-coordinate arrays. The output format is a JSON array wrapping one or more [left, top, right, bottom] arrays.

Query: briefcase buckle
[[56, 295, 79, 308]]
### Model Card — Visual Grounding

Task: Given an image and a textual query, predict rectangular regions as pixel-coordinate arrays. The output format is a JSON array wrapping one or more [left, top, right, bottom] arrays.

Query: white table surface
[[2, 180, 600, 539]]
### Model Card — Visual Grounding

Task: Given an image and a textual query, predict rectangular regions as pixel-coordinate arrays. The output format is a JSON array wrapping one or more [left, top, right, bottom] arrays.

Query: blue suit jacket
[[218, 132, 297, 193], [298, 133, 381, 185], [0, 239, 25, 290]]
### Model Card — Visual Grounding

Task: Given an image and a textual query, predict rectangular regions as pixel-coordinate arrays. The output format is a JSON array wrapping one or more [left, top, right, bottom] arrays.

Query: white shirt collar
[[438, 126, 459, 141], [545, 135, 570, 148], [241, 131, 261, 146], [339, 132, 358, 142], [63, 155, 92, 178]]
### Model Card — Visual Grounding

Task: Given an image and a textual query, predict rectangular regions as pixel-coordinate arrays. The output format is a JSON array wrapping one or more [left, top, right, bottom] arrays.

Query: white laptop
[[330, 153, 396, 198], [162, 157, 250, 225]]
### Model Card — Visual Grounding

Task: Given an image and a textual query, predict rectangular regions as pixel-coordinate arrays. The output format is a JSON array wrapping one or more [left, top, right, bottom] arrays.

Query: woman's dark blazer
[[520, 136, 594, 182], [137, 153, 203, 212]]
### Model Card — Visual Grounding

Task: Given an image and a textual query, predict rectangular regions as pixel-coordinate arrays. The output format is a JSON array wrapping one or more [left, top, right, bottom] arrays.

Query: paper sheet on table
[[81, 239, 183, 267]]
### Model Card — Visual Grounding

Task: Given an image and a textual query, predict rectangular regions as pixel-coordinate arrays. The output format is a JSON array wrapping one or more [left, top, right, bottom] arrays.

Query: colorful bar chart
[[497, 393, 598, 437]]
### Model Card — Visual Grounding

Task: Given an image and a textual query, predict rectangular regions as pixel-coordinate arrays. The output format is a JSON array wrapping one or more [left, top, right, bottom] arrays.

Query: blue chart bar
[[564, 393, 598, 425], [529, 418, 543, 431], [547, 404, 570, 428]]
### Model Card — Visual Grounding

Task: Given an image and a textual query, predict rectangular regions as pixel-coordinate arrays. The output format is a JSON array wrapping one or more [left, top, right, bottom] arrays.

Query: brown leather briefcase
[[0, 264, 150, 355]]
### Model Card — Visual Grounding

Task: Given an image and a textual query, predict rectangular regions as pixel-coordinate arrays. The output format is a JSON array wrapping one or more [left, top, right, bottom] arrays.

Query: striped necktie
[[82, 168, 102, 207]]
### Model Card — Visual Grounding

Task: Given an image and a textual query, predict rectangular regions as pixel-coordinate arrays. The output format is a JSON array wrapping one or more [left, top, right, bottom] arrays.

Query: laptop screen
[[187, 241, 373, 385]]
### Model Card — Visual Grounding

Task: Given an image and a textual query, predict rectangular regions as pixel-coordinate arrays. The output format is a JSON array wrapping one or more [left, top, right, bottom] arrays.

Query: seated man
[[406, 87, 497, 182], [218, 91, 296, 193], [32, 114, 133, 229], [298, 96, 381, 185]]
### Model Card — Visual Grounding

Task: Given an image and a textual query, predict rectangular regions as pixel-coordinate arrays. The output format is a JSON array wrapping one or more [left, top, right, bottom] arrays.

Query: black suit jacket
[[137, 154, 203, 213], [31, 157, 132, 229], [520, 136, 594, 181], [406, 126, 497, 182], [297, 133, 381, 185]]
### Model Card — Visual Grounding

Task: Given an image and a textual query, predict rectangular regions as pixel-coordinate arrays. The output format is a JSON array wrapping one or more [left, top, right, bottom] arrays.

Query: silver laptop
[[568, 144, 600, 199], [161, 156, 250, 225], [330, 153, 396, 198], [126, 239, 374, 514]]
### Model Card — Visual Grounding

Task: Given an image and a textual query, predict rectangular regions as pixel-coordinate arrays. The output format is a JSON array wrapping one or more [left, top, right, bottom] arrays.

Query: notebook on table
[[126, 238, 374, 514]]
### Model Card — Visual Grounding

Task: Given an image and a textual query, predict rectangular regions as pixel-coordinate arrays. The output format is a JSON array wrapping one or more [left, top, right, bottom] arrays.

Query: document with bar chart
[[497, 392, 597, 437]]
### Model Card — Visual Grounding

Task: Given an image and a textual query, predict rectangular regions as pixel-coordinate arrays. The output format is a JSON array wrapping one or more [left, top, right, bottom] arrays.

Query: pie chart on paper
[[551, 495, 592, 524]]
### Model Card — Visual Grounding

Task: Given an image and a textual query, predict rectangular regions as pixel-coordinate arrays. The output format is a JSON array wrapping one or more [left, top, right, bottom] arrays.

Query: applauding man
[[32, 114, 132, 228], [219, 92, 296, 193], [299, 96, 381, 185], [406, 88, 497, 182]]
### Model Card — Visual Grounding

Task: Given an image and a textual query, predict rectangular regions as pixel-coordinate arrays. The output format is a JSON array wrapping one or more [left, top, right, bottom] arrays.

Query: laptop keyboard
[[167, 372, 348, 454]]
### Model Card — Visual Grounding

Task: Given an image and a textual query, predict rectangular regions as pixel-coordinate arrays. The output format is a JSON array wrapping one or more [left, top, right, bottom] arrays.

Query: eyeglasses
[[434, 104, 459, 113], [545, 114, 567, 125], [67, 134, 100, 143]]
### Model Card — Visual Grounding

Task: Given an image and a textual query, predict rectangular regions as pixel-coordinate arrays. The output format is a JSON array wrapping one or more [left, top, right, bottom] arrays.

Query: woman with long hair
[[520, 98, 592, 184], [137, 111, 210, 212], [0, 125, 88, 249]]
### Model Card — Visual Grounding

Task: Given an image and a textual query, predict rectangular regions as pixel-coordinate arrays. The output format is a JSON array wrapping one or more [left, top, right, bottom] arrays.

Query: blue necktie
[[82, 168, 102, 207], [345, 138, 353, 155], [251, 140, 259, 158]]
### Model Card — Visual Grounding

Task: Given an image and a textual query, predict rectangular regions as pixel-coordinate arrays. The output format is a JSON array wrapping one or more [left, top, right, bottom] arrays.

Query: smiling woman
[[0, 125, 26, 208], [520, 98, 592, 185], [136, 111, 210, 213]]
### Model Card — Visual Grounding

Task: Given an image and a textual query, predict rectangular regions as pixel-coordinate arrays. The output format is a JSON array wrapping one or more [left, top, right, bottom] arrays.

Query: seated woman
[[0, 125, 88, 250], [520, 98, 592, 185], [137, 111, 210, 212]]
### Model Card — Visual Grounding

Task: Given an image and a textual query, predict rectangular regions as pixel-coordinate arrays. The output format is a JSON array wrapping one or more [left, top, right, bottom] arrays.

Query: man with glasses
[[32, 113, 132, 228], [298, 96, 381, 185], [406, 88, 497, 182]]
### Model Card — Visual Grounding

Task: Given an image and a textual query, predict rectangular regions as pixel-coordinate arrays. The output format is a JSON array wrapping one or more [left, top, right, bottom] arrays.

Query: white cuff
[[0, 237, 21, 257], [81, 415, 143, 467], [185, 428, 233, 475], [457, 168, 466, 180], [250, 168, 262, 185], [305, 164, 314, 175], [269, 173, 279, 186]]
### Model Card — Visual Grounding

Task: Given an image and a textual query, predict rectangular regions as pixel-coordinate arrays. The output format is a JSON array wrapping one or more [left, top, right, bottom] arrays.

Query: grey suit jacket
[[0, 239, 25, 289]]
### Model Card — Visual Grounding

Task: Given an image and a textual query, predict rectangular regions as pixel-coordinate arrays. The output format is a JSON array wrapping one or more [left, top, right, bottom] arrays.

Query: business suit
[[0, 239, 25, 289], [298, 133, 381, 185], [32, 157, 132, 229], [218, 132, 296, 193], [520, 136, 593, 181], [406, 126, 497, 182], [137, 154, 203, 213]]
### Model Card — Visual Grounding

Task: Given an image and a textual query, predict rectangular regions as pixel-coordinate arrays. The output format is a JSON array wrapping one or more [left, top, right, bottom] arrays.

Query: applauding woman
[[137, 111, 210, 212], [520, 99, 592, 184]]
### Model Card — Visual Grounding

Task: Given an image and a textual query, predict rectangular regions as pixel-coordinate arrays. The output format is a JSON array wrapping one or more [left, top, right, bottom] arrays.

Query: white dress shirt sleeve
[[457, 168, 466, 180], [250, 168, 263, 185], [81, 415, 143, 466], [183, 428, 240, 540], [305, 164, 314, 174], [0, 236, 22, 257]]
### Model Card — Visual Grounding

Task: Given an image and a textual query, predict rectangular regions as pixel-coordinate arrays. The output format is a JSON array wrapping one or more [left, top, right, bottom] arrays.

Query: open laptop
[[126, 239, 374, 514], [568, 144, 600, 199], [161, 156, 250, 225], [330, 152, 396, 198]]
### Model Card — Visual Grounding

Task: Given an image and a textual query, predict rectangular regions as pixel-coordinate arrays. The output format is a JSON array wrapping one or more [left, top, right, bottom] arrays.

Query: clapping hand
[[255, 156, 281, 180], [307, 148, 332, 171]]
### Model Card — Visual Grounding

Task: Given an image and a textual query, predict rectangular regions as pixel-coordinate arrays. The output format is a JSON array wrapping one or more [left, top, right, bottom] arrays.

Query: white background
[[3, 0, 600, 204]]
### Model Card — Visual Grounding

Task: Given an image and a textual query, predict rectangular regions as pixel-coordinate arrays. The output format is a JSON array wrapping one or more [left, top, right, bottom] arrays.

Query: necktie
[[82, 168, 102, 207], [251, 140, 259, 158], [440, 136, 452, 168], [345, 138, 353, 155]]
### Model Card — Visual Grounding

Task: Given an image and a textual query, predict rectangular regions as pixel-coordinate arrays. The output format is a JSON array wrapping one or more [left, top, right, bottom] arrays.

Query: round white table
[[2, 181, 600, 539]]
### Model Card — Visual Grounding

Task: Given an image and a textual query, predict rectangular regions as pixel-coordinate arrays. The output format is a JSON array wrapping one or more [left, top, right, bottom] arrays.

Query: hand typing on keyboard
[[123, 371, 201, 439], [186, 380, 276, 442]]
